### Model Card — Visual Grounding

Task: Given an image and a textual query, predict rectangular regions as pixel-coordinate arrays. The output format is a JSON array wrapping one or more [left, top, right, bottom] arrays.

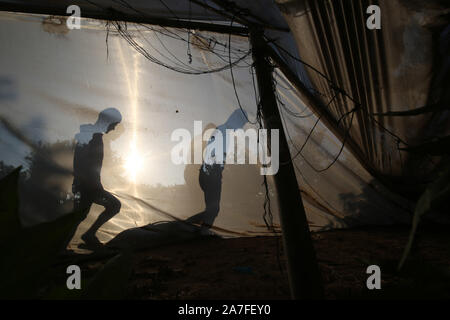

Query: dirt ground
[[75, 225, 450, 299]]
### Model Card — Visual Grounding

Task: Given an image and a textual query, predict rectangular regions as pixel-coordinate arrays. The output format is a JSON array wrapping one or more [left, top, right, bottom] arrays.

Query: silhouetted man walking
[[71, 108, 122, 249], [186, 109, 248, 234]]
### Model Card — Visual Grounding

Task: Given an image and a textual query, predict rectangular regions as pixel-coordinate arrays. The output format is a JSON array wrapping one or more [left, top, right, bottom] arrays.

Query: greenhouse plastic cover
[[0, 11, 423, 251]]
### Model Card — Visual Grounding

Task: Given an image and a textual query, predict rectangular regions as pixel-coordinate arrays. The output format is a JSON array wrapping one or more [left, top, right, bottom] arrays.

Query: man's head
[[95, 108, 122, 133]]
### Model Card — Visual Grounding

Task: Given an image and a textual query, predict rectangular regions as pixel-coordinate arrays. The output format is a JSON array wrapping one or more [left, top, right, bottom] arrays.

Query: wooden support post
[[250, 30, 323, 299]]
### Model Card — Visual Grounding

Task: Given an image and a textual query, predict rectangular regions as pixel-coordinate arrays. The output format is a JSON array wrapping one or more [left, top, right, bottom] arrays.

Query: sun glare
[[124, 150, 144, 182]]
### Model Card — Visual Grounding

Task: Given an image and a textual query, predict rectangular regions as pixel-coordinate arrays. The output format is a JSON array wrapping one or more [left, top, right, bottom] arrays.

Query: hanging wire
[[113, 0, 248, 54], [268, 36, 444, 185], [89, 0, 252, 75], [279, 104, 341, 213], [276, 89, 315, 119], [275, 67, 360, 174], [112, 19, 250, 75], [269, 39, 412, 149], [280, 93, 337, 166]]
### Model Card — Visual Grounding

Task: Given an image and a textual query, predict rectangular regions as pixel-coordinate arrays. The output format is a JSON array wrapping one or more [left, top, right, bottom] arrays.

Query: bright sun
[[124, 150, 144, 182]]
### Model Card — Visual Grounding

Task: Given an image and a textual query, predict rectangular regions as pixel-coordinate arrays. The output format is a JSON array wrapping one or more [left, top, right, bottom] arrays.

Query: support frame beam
[[0, 2, 249, 36], [250, 30, 323, 299]]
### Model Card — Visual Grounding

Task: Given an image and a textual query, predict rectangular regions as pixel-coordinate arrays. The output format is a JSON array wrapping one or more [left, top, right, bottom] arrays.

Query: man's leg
[[202, 183, 221, 227], [81, 189, 121, 247], [185, 166, 222, 235], [198, 165, 222, 234], [63, 186, 93, 251]]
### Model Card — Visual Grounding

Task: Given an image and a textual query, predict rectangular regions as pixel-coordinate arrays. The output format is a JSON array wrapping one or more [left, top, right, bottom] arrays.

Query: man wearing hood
[[71, 108, 122, 249]]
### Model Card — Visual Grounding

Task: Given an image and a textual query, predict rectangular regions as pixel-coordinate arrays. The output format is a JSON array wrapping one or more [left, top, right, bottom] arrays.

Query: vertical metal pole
[[250, 30, 323, 299]]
